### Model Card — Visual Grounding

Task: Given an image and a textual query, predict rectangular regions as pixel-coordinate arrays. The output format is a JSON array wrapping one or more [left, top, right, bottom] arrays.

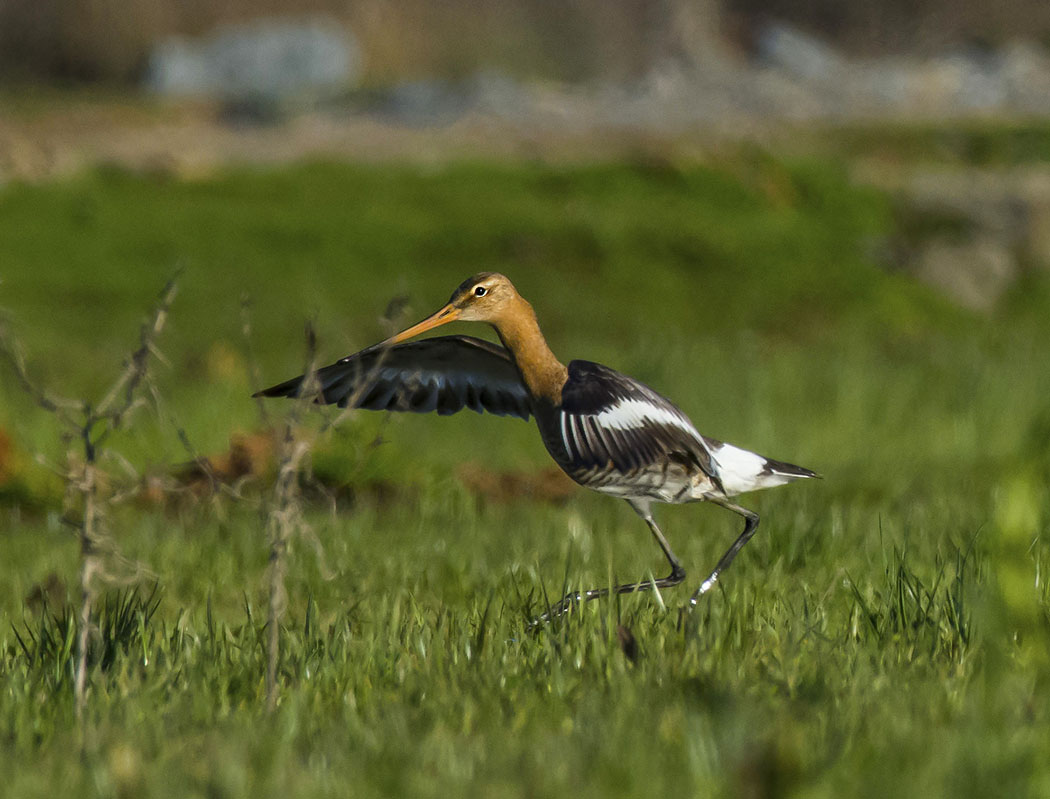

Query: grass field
[[1, 143, 1049, 797]]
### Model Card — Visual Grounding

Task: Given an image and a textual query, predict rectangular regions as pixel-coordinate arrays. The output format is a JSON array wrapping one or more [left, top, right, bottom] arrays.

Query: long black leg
[[533, 499, 686, 625], [688, 498, 760, 606]]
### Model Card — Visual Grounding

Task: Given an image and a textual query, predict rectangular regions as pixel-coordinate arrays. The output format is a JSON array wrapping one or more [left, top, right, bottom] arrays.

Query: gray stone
[[940, 52, 1006, 110], [903, 170, 1050, 253], [367, 72, 528, 127], [861, 167, 1050, 309], [377, 80, 472, 126], [755, 23, 845, 83], [915, 235, 1018, 311], [468, 71, 529, 117], [146, 38, 210, 96], [1001, 41, 1050, 112], [145, 18, 360, 101]]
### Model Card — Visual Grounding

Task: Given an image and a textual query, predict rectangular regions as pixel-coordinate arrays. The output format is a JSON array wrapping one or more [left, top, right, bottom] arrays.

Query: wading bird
[[256, 273, 816, 618]]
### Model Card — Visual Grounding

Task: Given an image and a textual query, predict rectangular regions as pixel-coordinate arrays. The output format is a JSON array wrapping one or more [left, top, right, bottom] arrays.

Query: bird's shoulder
[[563, 359, 683, 418]]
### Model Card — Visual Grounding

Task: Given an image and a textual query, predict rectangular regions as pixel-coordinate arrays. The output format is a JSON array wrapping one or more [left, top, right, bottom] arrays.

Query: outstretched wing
[[255, 335, 532, 420]]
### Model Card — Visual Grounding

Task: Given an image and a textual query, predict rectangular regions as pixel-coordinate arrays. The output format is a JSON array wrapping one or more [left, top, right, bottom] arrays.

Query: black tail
[[762, 457, 820, 480]]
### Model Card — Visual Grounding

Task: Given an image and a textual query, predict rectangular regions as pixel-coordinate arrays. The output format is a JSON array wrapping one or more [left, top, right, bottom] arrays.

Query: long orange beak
[[382, 302, 461, 346]]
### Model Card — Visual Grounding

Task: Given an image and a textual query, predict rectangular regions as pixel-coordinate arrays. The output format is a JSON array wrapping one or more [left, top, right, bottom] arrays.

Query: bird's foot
[[528, 589, 601, 628]]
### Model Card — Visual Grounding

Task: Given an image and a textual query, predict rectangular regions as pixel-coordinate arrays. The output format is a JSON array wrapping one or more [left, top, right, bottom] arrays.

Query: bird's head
[[384, 273, 521, 344]]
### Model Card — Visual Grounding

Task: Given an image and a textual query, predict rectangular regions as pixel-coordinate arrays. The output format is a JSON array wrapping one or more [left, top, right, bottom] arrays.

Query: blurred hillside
[[4, 0, 709, 84], [3, 0, 1050, 85]]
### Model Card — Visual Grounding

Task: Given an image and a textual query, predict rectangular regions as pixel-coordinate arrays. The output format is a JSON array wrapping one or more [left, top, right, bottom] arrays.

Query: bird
[[255, 273, 817, 619]]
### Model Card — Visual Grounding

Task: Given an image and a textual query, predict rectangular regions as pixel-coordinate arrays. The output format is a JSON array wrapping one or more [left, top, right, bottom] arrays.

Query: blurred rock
[[891, 59, 964, 111], [146, 38, 208, 96], [368, 72, 529, 127], [903, 169, 1050, 265], [915, 235, 1017, 311], [939, 51, 1007, 110], [377, 79, 473, 126], [755, 23, 845, 83], [1001, 40, 1050, 112], [747, 23, 1050, 117], [864, 167, 1050, 310], [145, 18, 360, 104], [469, 70, 530, 118]]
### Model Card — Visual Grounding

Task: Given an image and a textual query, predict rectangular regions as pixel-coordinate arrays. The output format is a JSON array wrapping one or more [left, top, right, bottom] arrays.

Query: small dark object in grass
[[617, 624, 640, 663], [24, 572, 69, 614]]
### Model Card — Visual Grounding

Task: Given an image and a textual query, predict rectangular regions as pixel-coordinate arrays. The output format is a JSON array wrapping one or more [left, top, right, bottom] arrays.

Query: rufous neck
[[492, 298, 568, 403]]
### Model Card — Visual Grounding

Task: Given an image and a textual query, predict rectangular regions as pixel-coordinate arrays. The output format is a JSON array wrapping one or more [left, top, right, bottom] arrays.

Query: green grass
[[828, 119, 1050, 167], [1, 149, 1049, 797]]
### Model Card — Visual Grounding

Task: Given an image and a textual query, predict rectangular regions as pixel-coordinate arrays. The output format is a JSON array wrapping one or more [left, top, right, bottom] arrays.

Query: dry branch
[[0, 277, 177, 720], [265, 321, 321, 712], [250, 298, 408, 710]]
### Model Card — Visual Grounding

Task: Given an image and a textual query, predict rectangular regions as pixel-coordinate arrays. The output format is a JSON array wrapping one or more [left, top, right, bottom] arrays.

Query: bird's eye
[[474, 286, 488, 297]]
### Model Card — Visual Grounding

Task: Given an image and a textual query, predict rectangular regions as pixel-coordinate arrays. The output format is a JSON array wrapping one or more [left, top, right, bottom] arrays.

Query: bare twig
[[93, 278, 178, 447], [253, 296, 409, 709], [0, 277, 177, 720], [0, 324, 83, 425], [265, 321, 320, 712]]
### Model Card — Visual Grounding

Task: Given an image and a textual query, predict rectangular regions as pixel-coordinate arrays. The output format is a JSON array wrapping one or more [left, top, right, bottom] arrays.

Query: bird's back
[[534, 360, 716, 502], [537, 359, 815, 504]]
